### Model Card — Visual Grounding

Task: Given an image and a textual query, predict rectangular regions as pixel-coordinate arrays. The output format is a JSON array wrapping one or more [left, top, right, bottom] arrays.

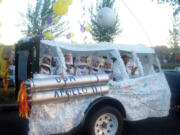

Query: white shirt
[[67, 67, 74, 75], [100, 68, 113, 79], [40, 69, 50, 75], [77, 67, 89, 76], [126, 60, 139, 78], [91, 68, 103, 74]]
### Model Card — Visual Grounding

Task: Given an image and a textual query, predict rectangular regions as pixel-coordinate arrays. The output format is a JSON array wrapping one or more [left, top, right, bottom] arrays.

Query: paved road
[[122, 111, 180, 135], [0, 111, 28, 135], [0, 110, 179, 135]]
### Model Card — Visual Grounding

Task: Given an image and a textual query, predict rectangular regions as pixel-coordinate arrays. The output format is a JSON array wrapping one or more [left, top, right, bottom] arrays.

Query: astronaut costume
[[123, 53, 139, 78], [90, 56, 102, 74], [102, 58, 113, 79], [65, 54, 74, 75], [39, 55, 52, 75], [75, 56, 89, 76]]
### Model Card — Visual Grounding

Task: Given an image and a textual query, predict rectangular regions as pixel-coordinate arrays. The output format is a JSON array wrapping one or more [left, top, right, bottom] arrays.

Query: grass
[[0, 87, 16, 104]]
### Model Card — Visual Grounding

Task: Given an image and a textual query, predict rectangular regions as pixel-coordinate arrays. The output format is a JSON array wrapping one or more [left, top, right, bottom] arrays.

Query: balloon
[[40, 33, 44, 40], [53, 0, 68, 16], [97, 7, 116, 28], [49, 35, 55, 40], [85, 26, 91, 32], [65, 0, 72, 5], [53, 17, 58, 24], [70, 33, 74, 38], [66, 33, 71, 39], [44, 32, 54, 40], [46, 17, 52, 24], [44, 32, 50, 39], [80, 25, 85, 32]]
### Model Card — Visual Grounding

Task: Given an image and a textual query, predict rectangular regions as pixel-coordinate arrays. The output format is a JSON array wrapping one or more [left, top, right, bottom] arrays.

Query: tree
[[89, 0, 122, 42], [154, 46, 172, 63], [156, 0, 180, 5], [168, 13, 180, 63], [20, 0, 67, 38], [156, 0, 180, 15]]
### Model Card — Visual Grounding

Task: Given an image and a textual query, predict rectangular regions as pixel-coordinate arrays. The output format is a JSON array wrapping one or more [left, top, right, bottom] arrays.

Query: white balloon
[[97, 7, 116, 28]]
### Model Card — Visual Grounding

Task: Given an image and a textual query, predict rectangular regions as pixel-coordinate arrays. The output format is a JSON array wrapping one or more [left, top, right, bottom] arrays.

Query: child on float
[[89, 56, 102, 74], [74, 56, 89, 76], [39, 55, 52, 75], [102, 58, 113, 79], [122, 53, 139, 78], [64, 53, 74, 75]]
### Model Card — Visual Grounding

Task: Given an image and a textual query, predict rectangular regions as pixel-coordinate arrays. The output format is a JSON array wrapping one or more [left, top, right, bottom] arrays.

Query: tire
[[86, 106, 123, 135]]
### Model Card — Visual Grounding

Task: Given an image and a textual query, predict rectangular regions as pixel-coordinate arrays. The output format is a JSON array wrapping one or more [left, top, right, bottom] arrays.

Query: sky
[[0, 0, 173, 47]]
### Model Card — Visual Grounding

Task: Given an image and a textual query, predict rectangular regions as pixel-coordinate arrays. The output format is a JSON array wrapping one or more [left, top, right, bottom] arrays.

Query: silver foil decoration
[[26, 74, 109, 93], [28, 85, 109, 104]]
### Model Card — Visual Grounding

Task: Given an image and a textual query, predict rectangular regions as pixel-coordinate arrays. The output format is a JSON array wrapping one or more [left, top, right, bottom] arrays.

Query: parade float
[[12, 0, 171, 135], [15, 38, 171, 135]]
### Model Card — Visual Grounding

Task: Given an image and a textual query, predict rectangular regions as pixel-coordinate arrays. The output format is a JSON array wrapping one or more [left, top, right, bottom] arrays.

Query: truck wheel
[[87, 106, 123, 135]]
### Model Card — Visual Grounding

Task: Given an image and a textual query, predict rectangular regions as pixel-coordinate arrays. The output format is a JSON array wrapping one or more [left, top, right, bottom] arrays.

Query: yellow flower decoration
[[85, 26, 91, 32], [44, 32, 50, 39], [70, 33, 74, 38], [0, 22, 2, 27], [44, 32, 54, 40], [53, 17, 58, 24], [65, 0, 72, 5], [0, 0, 3, 4], [49, 35, 55, 40], [53, 0, 68, 16]]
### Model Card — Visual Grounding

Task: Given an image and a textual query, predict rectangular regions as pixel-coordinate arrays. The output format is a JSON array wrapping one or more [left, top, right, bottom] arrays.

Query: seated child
[[65, 53, 74, 75], [102, 58, 113, 79], [89, 56, 102, 74], [74, 56, 89, 76], [39, 55, 51, 75]]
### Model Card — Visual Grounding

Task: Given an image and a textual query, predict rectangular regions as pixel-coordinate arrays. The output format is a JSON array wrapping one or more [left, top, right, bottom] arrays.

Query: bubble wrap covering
[[28, 72, 171, 135]]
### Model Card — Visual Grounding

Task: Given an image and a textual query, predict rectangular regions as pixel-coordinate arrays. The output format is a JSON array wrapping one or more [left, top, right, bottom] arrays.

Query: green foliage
[[89, 0, 122, 42], [156, 0, 180, 5], [154, 46, 180, 64], [155, 0, 180, 15], [161, 63, 180, 69], [19, 0, 67, 38], [96, 0, 115, 9], [168, 14, 180, 54]]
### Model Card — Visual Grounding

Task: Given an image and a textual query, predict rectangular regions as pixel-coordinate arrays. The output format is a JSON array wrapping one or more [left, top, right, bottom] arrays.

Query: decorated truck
[[15, 37, 171, 135]]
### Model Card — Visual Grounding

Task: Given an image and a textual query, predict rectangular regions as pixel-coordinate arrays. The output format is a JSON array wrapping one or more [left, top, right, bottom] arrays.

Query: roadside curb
[[0, 104, 18, 112]]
